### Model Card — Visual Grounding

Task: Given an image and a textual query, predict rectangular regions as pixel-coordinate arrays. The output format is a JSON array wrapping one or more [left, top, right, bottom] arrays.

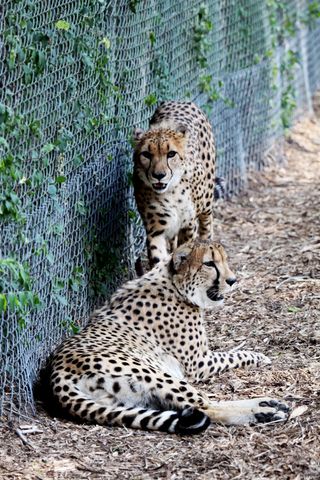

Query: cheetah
[[49, 240, 289, 434], [133, 101, 216, 267]]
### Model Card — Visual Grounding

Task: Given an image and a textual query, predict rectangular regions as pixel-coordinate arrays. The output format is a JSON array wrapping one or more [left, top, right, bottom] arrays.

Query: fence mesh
[[1, 0, 320, 419]]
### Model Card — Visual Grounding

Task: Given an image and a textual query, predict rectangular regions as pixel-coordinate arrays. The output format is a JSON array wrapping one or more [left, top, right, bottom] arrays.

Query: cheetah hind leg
[[204, 397, 290, 426]]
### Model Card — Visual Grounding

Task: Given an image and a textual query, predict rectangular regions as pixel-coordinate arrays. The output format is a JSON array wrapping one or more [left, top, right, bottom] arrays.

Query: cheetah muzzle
[[152, 181, 167, 193], [206, 286, 223, 302]]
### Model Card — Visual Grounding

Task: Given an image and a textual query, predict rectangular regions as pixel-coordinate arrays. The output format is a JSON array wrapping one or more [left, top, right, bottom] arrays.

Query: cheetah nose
[[226, 277, 237, 286], [152, 172, 166, 180]]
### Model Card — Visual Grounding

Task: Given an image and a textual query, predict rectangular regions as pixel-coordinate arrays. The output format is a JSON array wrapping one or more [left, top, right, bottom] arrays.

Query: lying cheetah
[[49, 240, 289, 434], [133, 101, 216, 267]]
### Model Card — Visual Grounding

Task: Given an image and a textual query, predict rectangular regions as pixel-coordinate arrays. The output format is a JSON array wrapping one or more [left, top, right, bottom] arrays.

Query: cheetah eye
[[203, 261, 215, 267], [141, 151, 152, 160], [167, 151, 176, 158]]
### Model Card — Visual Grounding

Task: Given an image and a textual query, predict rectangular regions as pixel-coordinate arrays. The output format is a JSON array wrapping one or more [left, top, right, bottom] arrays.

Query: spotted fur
[[49, 240, 289, 434], [133, 101, 216, 267]]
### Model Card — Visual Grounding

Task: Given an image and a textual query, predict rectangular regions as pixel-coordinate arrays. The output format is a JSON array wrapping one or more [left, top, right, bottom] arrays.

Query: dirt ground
[[0, 113, 320, 479]]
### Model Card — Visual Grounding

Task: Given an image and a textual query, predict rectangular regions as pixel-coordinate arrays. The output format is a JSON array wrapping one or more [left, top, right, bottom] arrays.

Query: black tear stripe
[[212, 263, 220, 288], [146, 161, 151, 179], [169, 258, 176, 275], [150, 229, 165, 238]]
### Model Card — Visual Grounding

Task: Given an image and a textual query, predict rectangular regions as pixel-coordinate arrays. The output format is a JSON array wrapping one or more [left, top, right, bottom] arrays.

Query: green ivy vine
[[0, 259, 41, 328], [267, 0, 320, 130], [193, 4, 234, 114], [0, 0, 123, 332]]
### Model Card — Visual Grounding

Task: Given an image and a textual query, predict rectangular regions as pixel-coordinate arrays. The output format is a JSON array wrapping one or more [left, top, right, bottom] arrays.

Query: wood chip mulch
[[0, 114, 319, 479]]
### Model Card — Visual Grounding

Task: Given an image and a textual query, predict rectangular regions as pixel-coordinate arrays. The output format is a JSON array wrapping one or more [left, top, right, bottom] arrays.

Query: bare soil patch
[[1, 115, 319, 479]]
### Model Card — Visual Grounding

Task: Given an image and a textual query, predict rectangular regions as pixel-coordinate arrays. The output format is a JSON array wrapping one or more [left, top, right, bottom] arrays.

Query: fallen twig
[[15, 428, 37, 450]]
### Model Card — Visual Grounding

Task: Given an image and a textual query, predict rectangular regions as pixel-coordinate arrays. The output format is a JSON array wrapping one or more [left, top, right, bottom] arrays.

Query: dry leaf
[[289, 405, 309, 420]]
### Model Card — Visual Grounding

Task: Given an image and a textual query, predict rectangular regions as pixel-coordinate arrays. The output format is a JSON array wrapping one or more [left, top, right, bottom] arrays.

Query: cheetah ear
[[132, 128, 145, 143], [175, 125, 188, 137], [171, 244, 192, 272]]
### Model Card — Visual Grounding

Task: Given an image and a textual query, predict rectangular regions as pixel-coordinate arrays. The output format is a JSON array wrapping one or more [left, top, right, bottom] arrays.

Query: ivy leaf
[[33, 32, 51, 47], [18, 266, 29, 287], [30, 171, 44, 187], [72, 154, 83, 167], [47, 184, 57, 197], [34, 50, 46, 74], [41, 143, 55, 155], [55, 128, 73, 152], [62, 318, 80, 334], [53, 279, 65, 291], [18, 317, 27, 329], [144, 93, 157, 107], [23, 64, 33, 84], [18, 292, 29, 307], [29, 119, 41, 137], [0, 294, 7, 313], [149, 31, 156, 47], [46, 252, 54, 265], [55, 175, 67, 184], [0, 137, 10, 149], [54, 294, 68, 306], [8, 293, 19, 311], [129, 0, 140, 13], [127, 171, 134, 186], [100, 37, 111, 49], [55, 20, 70, 31], [75, 201, 87, 215], [128, 209, 137, 220], [32, 294, 41, 309], [69, 322, 80, 334], [9, 192, 20, 204], [81, 53, 94, 70], [52, 223, 64, 235], [8, 49, 16, 69]]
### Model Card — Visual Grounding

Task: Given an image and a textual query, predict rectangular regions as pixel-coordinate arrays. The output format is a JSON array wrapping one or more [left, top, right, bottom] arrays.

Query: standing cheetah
[[49, 240, 289, 434], [133, 101, 216, 267]]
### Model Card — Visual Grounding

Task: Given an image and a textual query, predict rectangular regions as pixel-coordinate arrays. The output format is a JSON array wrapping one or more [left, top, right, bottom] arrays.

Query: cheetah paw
[[256, 353, 272, 367], [252, 398, 290, 424]]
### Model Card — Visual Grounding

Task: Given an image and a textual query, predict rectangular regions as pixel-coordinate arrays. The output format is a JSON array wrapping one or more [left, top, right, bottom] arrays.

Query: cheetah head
[[133, 127, 187, 194], [170, 240, 236, 309]]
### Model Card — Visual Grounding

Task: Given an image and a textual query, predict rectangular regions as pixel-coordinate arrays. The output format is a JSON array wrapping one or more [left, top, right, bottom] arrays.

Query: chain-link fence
[[1, 0, 320, 419]]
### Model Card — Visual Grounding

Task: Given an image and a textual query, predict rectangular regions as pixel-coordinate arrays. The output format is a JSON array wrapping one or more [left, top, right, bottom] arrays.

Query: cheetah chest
[[160, 190, 196, 240]]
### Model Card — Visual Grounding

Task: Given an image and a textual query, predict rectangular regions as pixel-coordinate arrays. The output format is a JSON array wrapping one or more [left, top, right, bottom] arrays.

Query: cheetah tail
[[65, 395, 210, 434], [214, 176, 226, 200]]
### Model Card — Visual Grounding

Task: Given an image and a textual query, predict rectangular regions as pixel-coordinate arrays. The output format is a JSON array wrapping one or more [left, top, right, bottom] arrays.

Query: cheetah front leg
[[146, 232, 169, 266], [204, 397, 289, 425], [169, 235, 178, 252], [177, 223, 198, 247], [196, 349, 271, 381], [198, 211, 213, 240]]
